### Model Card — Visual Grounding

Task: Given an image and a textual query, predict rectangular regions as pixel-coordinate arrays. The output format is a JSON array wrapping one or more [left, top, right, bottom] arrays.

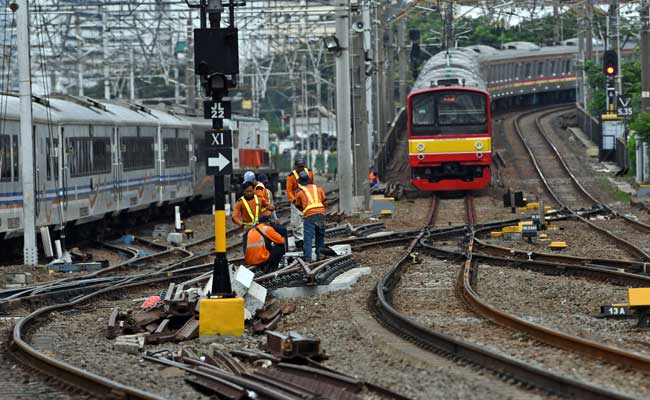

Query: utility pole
[[362, 0, 374, 161], [397, 20, 408, 105], [76, 15, 84, 96], [553, 5, 560, 43], [335, 0, 353, 214], [129, 48, 136, 101], [444, 1, 454, 50], [385, 24, 395, 123], [352, 28, 369, 210], [14, 0, 37, 266], [185, 15, 196, 112], [102, 11, 110, 99], [375, 2, 386, 143], [641, 0, 650, 112], [577, 4, 586, 107]]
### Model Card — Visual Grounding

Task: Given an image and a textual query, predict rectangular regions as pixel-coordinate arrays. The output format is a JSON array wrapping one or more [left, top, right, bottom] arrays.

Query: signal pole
[[14, 0, 37, 266], [189, 0, 242, 297]]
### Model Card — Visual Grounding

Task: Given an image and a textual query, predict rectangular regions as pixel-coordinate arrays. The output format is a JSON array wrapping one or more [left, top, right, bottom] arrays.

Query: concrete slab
[[607, 177, 636, 195], [270, 267, 371, 298], [567, 127, 599, 157]]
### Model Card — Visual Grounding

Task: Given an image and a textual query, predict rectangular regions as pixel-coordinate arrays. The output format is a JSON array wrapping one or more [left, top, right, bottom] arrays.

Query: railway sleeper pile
[[106, 285, 300, 352]]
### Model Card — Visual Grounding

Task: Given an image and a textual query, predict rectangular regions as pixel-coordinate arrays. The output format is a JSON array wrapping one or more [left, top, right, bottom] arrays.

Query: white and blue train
[[0, 94, 273, 241]]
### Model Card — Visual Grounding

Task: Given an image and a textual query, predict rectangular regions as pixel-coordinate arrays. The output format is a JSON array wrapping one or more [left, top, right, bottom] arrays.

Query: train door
[[112, 126, 123, 211], [34, 124, 48, 225]]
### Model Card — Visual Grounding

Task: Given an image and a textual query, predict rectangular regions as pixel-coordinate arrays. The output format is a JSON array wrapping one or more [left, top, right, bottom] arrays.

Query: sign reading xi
[[205, 130, 233, 176]]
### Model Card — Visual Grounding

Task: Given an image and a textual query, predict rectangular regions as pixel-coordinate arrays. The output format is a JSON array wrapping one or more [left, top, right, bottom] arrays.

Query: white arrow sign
[[208, 153, 231, 171], [618, 97, 631, 107]]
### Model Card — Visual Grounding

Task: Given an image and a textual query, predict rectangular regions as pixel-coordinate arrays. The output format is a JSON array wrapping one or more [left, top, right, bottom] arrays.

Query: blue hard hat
[[243, 171, 255, 183]]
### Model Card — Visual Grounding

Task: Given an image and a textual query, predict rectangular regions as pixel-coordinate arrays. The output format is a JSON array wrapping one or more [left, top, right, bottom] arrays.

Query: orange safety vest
[[241, 195, 260, 226], [245, 225, 270, 265], [301, 184, 324, 214], [292, 167, 310, 181]]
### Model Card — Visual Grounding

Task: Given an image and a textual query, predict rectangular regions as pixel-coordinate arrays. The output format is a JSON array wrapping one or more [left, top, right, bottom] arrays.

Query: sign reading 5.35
[[203, 100, 232, 120], [616, 94, 633, 117]]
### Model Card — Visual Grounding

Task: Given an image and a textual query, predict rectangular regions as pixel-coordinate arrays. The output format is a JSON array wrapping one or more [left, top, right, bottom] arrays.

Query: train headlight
[[417, 154, 424, 160], [475, 141, 483, 150], [476, 152, 483, 159], [416, 143, 425, 152]]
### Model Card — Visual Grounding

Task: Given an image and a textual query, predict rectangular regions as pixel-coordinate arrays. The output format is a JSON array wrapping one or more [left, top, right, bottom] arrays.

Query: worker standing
[[244, 215, 286, 274], [232, 181, 274, 229], [294, 171, 327, 261], [286, 156, 314, 249]]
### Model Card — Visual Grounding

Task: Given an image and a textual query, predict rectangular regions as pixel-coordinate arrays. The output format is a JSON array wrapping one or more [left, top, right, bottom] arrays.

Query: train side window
[[121, 137, 155, 171], [164, 138, 189, 168], [46, 138, 59, 181], [565, 59, 572, 74], [537, 61, 544, 76], [68, 137, 111, 177], [0, 135, 14, 182], [525, 62, 531, 77], [550, 60, 556, 75]]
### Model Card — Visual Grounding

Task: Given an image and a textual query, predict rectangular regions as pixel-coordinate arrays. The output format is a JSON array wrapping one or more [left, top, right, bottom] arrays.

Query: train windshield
[[410, 90, 488, 136]]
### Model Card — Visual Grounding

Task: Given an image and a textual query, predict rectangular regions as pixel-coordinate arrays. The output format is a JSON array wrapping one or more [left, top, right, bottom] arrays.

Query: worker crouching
[[294, 171, 328, 261], [243, 215, 286, 274]]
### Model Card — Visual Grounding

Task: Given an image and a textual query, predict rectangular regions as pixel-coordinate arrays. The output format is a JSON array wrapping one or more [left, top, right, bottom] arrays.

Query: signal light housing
[[603, 50, 618, 77]]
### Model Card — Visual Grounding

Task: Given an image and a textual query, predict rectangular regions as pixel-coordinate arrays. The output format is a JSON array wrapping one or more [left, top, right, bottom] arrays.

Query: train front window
[[410, 91, 487, 135]]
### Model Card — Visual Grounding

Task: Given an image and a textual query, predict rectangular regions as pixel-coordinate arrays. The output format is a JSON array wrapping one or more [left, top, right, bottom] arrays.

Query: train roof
[[99, 101, 160, 126]]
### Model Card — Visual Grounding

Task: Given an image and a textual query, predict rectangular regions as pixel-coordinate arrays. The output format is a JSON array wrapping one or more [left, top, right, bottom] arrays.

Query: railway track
[[373, 194, 650, 399], [512, 106, 650, 262]]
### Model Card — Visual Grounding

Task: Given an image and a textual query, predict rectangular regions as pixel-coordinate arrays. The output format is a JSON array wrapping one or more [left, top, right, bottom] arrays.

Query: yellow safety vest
[[293, 167, 313, 192], [302, 185, 324, 213], [241, 195, 260, 225]]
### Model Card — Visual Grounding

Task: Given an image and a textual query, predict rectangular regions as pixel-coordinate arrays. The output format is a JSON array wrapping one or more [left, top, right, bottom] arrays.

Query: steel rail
[[514, 107, 650, 262], [10, 272, 204, 400], [459, 234, 650, 374], [373, 194, 633, 399]]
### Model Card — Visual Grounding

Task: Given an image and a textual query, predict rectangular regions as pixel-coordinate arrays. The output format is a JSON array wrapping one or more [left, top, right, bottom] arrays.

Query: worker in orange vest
[[232, 181, 274, 229], [244, 215, 286, 273], [286, 156, 314, 248], [294, 171, 327, 260]]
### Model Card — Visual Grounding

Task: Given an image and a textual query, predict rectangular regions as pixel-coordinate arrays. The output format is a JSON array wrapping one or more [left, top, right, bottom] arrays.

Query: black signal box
[[194, 28, 239, 76]]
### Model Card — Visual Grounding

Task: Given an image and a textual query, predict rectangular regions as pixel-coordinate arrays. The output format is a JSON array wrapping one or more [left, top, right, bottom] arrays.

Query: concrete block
[[152, 224, 170, 239], [167, 232, 184, 246], [243, 281, 267, 318], [234, 266, 254, 290], [4, 272, 33, 286], [271, 267, 371, 298], [114, 334, 145, 354], [330, 244, 352, 256]]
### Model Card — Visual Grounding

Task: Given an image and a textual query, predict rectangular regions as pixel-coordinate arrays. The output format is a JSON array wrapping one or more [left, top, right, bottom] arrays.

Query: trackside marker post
[[189, 0, 245, 337]]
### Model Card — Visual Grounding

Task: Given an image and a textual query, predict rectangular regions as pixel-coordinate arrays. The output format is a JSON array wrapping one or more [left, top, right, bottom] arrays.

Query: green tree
[[631, 112, 650, 144]]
